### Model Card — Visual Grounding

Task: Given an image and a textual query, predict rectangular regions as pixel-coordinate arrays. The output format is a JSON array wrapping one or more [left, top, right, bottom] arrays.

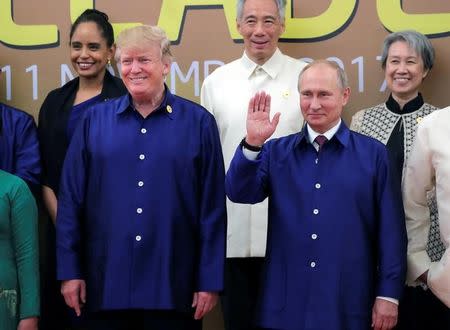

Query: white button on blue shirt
[[313, 209, 319, 215], [137, 208, 143, 214]]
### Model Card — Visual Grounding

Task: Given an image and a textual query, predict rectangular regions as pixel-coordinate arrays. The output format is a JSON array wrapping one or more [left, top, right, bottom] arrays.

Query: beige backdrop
[[1, 1, 450, 328]]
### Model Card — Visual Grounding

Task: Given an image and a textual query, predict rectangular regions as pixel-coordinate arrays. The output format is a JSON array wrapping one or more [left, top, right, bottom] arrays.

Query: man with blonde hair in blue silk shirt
[[56, 25, 226, 330]]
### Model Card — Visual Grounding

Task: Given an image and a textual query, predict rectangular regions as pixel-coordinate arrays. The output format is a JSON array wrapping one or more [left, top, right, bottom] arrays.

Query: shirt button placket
[[135, 126, 147, 247]]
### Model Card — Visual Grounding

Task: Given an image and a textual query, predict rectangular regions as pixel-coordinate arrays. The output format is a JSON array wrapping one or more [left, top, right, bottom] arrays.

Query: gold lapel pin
[[166, 105, 172, 113]]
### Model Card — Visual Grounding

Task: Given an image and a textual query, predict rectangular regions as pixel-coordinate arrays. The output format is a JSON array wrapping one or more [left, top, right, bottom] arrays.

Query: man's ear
[[342, 87, 351, 106], [236, 19, 243, 36], [162, 60, 170, 76]]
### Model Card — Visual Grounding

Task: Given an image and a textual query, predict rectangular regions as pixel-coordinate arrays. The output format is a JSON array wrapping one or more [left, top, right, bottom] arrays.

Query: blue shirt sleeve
[[374, 145, 407, 299], [56, 110, 90, 280], [196, 114, 227, 291], [0, 104, 41, 189], [13, 114, 41, 187], [226, 143, 270, 204]]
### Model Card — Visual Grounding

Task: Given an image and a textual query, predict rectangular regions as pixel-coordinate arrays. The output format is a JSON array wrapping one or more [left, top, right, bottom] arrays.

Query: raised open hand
[[246, 91, 281, 146]]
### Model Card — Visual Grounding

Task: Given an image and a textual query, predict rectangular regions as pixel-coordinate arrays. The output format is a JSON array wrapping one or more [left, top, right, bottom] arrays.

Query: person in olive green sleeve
[[0, 169, 39, 330]]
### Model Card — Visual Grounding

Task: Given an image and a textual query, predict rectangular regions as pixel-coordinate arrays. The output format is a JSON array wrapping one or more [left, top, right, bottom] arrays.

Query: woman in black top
[[38, 9, 126, 329], [39, 9, 126, 221], [351, 30, 449, 330]]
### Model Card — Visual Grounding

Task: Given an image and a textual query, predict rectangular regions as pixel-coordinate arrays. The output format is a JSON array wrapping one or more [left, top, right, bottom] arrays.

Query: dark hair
[[70, 9, 114, 47]]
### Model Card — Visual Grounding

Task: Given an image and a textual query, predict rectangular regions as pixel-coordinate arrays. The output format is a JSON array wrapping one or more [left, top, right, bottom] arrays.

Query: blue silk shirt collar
[[116, 84, 175, 119], [295, 120, 351, 150]]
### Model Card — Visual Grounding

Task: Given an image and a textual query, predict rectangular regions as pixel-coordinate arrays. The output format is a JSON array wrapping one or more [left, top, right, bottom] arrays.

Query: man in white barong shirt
[[403, 106, 450, 314]]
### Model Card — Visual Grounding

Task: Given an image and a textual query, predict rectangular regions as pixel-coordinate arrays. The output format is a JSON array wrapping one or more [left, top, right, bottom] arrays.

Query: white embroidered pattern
[[352, 103, 445, 261]]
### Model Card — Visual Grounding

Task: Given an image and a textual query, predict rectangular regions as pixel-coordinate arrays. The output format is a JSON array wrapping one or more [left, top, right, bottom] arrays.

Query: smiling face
[[237, 0, 285, 65], [385, 41, 428, 103], [299, 63, 350, 134], [70, 21, 113, 80], [119, 42, 169, 103]]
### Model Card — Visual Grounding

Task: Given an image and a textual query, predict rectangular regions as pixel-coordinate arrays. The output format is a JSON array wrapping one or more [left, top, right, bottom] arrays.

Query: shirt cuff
[[242, 148, 260, 160], [376, 296, 399, 305]]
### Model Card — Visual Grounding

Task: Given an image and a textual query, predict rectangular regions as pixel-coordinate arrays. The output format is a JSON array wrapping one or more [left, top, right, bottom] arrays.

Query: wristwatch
[[240, 137, 262, 152]]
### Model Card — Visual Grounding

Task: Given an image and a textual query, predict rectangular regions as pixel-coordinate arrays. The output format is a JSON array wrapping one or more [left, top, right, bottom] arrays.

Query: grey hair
[[236, 0, 287, 21], [298, 60, 349, 91], [115, 25, 173, 63], [380, 30, 434, 71]]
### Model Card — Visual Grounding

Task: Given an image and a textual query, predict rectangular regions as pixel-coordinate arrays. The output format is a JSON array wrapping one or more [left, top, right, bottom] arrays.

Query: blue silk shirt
[[0, 103, 40, 187], [226, 122, 407, 330], [56, 89, 226, 312]]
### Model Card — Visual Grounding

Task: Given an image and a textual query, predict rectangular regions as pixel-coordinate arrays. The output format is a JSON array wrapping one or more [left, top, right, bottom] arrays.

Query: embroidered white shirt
[[403, 107, 450, 306]]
